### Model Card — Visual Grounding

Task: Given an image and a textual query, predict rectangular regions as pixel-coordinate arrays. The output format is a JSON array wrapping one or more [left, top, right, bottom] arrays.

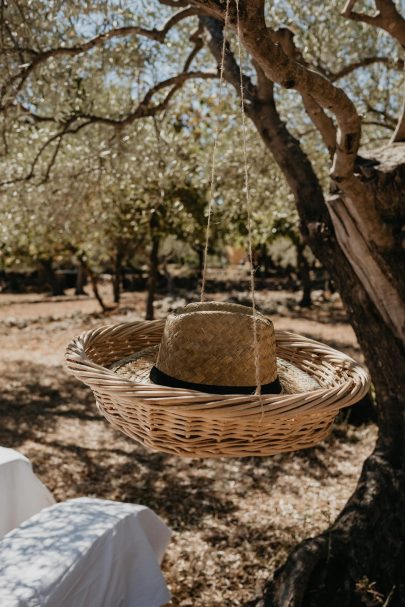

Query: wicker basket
[[65, 320, 370, 458]]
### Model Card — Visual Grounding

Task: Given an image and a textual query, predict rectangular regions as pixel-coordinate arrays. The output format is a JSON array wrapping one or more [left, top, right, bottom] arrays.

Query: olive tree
[[1, 1, 405, 604]]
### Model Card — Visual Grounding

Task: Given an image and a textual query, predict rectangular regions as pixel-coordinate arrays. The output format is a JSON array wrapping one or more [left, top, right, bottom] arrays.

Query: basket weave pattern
[[65, 320, 370, 458]]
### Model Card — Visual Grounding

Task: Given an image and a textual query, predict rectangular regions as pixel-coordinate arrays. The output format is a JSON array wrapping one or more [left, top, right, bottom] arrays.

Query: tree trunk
[[88, 271, 109, 313], [67, 247, 110, 313], [261, 243, 276, 277], [198, 248, 204, 277], [112, 248, 123, 304], [77, 258, 109, 313], [146, 234, 160, 321], [262, 286, 405, 606], [345, 393, 377, 426], [194, 246, 204, 280], [251, 116, 405, 607], [262, 155, 405, 607], [75, 263, 87, 296], [38, 258, 65, 296], [260, 447, 405, 607], [163, 262, 174, 296], [295, 242, 312, 308]]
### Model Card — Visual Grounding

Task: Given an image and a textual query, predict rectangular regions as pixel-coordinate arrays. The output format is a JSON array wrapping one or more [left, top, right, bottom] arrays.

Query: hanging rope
[[234, 0, 262, 399], [200, 0, 230, 301], [200, 0, 262, 403]]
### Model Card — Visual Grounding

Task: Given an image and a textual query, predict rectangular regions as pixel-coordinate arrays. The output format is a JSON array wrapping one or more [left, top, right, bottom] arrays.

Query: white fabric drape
[[0, 447, 55, 538], [0, 497, 172, 607]]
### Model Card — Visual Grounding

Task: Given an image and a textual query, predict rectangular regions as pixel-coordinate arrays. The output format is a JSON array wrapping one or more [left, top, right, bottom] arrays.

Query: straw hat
[[110, 301, 320, 394]]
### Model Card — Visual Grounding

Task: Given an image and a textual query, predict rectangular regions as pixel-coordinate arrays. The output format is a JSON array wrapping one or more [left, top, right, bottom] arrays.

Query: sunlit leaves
[[1, 0, 402, 274]]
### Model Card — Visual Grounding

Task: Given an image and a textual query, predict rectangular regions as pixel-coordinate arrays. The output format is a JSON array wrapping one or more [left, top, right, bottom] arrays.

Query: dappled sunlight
[[0, 353, 376, 604], [0, 286, 377, 604], [0, 498, 171, 607]]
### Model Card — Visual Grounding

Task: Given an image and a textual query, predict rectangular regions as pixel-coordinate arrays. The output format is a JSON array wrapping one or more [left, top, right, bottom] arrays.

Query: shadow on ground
[[0, 359, 377, 606], [0, 360, 369, 532]]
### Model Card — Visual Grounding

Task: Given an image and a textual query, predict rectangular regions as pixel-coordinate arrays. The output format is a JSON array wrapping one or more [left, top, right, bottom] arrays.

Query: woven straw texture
[[157, 301, 277, 385], [65, 320, 370, 458], [108, 346, 321, 394]]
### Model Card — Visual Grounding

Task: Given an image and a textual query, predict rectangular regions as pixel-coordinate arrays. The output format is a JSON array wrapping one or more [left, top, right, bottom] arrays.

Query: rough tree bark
[[198, 4, 405, 605], [262, 156, 405, 607]]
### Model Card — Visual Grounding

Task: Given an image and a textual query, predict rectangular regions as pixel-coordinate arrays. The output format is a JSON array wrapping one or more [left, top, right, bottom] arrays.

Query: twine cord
[[201, 0, 262, 409], [234, 0, 262, 404], [200, 0, 230, 301]]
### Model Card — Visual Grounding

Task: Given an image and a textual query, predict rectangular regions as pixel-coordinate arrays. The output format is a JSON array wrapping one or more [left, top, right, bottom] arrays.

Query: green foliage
[[0, 0, 402, 277]]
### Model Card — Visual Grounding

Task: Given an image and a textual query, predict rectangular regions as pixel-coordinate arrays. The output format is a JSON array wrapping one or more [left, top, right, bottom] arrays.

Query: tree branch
[[391, 81, 405, 142], [342, 0, 405, 47], [184, 23, 205, 71], [328, 56, 402, 81], [0, 118, 93, 186], [41, 125, 68, 183], [160, 0, 190, 6], [300, 92, 337, 156], [341, 1, 405, 142], [77, 70, 217, 126], [201, 16, 327, 226], [1, 69, 217, 186], [195, 2, 359, 180], [200, 16, 256, 103], [365, 102, 397, 126], [15, 103, 56, 123], [363, 120, 395, 130], [267, 27, 337, 158], [1, 7, 199, 109]]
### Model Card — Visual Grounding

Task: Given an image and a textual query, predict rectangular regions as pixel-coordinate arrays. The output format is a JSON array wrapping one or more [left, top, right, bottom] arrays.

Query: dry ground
[[0, 283, 376, 606]]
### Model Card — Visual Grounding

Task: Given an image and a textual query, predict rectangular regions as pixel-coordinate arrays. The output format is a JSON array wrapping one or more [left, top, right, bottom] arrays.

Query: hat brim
[[109, 345, 321, 395]]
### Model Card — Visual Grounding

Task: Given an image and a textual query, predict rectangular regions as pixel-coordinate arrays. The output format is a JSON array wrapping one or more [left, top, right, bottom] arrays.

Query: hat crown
[[156, 301, 277, 387]]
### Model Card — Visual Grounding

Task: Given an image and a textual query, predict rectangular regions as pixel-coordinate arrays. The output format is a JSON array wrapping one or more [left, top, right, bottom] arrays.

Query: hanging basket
[[65, 319, 370, 458]]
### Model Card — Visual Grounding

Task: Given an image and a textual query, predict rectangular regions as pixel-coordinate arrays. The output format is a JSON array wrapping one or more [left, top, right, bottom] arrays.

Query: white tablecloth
[[0, 447, 55, 538], [0, 497, 172, 607]]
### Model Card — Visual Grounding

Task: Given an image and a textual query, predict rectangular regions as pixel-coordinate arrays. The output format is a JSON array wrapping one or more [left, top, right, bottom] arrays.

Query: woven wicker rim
[[65, 319, 370, 421]]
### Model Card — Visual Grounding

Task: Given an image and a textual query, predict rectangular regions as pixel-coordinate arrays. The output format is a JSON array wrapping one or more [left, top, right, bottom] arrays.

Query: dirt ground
[[0, 283, 376, 606]]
